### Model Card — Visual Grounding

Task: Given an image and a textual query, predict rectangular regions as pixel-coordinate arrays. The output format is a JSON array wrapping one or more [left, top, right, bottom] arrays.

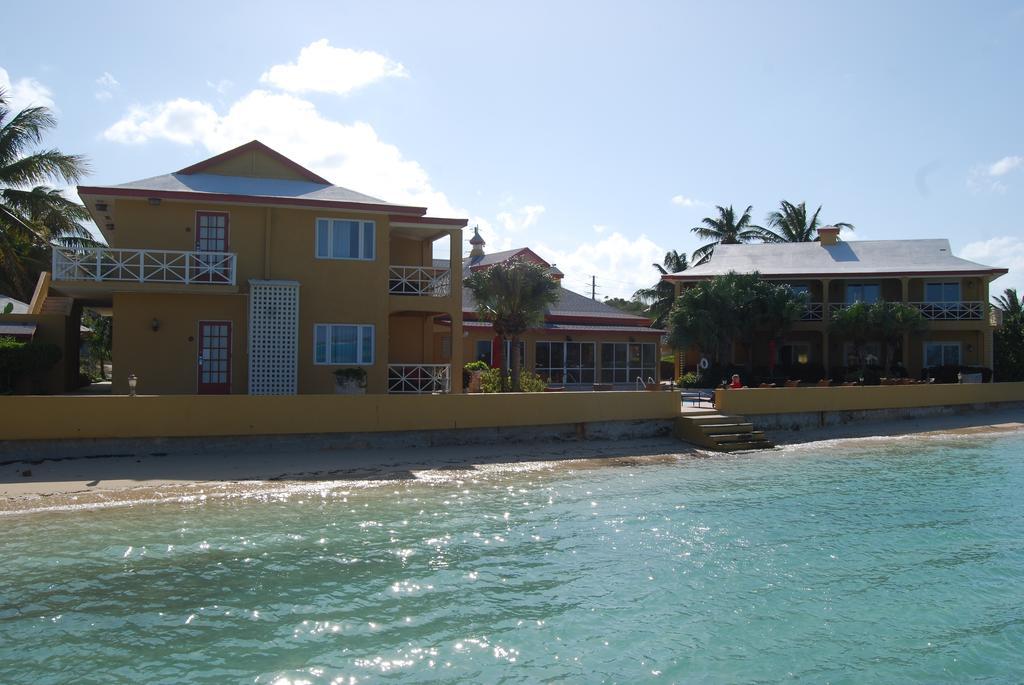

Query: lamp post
[[128, 373, 138, 397]]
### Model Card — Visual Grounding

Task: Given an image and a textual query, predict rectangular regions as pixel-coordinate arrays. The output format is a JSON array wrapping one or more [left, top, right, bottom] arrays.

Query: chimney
[[818, 226, 840, 246], [468, 225, 485, 259]]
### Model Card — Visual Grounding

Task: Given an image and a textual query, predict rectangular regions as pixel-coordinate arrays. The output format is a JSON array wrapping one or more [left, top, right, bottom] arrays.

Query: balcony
[[53, 247, 237, 286], [801, 302, 824, 321], [388, 266, 450, 297], [910, 301, 983, 321], [387, 364, 450, 394], [826, 301, 984, 321]]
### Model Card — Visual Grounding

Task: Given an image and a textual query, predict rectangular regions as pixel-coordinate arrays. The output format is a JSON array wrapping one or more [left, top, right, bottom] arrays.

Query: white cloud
[[535, 232, 666, 300], [496, 205, 545, 232], [104, 97, 220, 145], [969, 155, 1023, 193], [671, 194, 703, 207], [94, 71, 119, 100], [206, 79, 234, 95], [0, 67, 55, 110], [259, 39, 408, 95], [593, 224, 608, 234], [988, 155, 1022, 177], [961, 236, 1024, 296], [103, 89, 464, 219]]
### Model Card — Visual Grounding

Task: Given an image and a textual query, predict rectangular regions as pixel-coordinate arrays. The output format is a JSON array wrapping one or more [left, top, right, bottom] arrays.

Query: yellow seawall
[[714, 382, 1024, 415], [0, 391, 680, 442]]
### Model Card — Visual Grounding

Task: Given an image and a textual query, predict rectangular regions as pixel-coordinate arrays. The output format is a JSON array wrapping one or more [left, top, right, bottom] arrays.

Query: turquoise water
[[2, 432, 1023, 684]]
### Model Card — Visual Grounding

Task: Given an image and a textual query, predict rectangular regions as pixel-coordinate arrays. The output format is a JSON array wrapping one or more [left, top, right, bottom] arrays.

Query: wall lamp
[[148, 197, 162, 206], [151, 318, 160, 332]]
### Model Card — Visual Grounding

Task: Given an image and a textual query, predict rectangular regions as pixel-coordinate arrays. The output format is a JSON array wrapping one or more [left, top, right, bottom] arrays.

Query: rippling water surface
[[2, 432, 1023, 684]]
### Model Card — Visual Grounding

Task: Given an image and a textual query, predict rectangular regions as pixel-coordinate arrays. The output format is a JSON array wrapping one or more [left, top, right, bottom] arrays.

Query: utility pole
[[591, 275, 596, 300]]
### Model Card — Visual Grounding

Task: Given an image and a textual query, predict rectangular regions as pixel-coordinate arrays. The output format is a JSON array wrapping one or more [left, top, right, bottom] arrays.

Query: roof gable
[[177, 140, 332, 184]]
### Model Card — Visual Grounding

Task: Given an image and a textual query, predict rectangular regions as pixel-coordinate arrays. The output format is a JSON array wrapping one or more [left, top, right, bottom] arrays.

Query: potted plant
[[333, 368, 367, 395], [464, 360, 489, 393]]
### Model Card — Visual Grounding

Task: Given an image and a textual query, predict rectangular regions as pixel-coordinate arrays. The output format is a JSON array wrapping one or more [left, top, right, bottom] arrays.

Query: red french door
[[195, 211, 230, 283], [197, 321, 231, 394]]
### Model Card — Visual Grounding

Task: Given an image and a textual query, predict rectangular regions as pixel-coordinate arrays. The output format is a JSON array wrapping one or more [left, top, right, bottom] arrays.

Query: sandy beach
[[2, 407, 1022, 515]]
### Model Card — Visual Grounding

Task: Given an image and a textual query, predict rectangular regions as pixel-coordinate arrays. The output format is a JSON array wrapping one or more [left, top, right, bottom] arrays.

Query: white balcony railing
[[52, 247, 237, 285], [910, 301, 984, 320], [388, 266, 450, 297], [801, 302, 824, 321], [826, 301, 984, 321], [387, 364, 450, 394]]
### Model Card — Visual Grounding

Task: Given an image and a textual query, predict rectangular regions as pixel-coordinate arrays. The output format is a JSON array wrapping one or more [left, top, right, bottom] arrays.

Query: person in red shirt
[[729, 374, 743, 389]]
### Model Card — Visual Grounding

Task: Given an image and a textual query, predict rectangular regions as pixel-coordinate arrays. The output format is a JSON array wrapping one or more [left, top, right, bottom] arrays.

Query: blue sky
[[3, 0, 1022, 298]]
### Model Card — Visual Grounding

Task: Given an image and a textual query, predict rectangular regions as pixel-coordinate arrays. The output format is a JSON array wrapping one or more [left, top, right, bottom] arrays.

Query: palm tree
[[1, 90, 94, 300], [871, 301, 926, 372], [993, 288, 1022, 316], [690, 205, 767, 265], [761, 200, 854, 243], [632, 249, 687, 328], [464, 257, 560, 391]]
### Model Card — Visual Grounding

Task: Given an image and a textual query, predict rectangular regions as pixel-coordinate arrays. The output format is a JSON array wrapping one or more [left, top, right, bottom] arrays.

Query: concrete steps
[[39, 294, 73, 316], [674, 412, 774, 452]]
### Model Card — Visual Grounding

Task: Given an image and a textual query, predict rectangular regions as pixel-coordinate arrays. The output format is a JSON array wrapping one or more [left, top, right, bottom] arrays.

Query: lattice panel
[[248, 281, 300, 395]]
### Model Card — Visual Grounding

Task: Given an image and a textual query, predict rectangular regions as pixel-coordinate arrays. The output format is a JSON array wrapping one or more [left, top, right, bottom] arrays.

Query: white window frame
[[314, 324, 375, 365], [600, 342, 657, 384], [924, 341, 961, 367], [315, 218, 376, 261], [534, 341, 597, 385], [924, 281, 961, 303]]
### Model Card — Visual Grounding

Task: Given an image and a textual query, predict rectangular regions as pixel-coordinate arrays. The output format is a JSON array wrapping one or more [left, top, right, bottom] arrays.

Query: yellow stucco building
[[32, 140, 467, 395], [665, 227, 1009, 381]]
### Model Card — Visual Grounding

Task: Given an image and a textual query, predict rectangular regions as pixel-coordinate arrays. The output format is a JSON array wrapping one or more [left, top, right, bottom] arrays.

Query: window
[[778, 342, 810, 365], [600, 342, 657, 384], [535, 342, 596, 384], [314, 324, 374, 365], [845, 283, 880, 304], [925, 342, 960, 367], [474, 340, 492, 365], [315, 218, 375, 260], [925, 282, 961, 303]]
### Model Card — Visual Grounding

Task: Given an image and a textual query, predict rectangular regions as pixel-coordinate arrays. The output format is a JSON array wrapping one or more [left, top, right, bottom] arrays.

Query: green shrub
[[678, 371, 699, 387], [0, 337, 62, 393], [480, 367, 547, 393], [333, 367, 367, 387], [464, 360, 490, 372]]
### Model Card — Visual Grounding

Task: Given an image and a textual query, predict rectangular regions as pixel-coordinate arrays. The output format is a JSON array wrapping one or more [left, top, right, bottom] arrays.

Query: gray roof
[[111, 172, 400, 207], [442, 252, 651, 324], [676, 239, 1006, 279], [0, 295, 29, 314], [0, 323, 36, 336], [465, 248, 564, 276], [464, 320, 664, 334]]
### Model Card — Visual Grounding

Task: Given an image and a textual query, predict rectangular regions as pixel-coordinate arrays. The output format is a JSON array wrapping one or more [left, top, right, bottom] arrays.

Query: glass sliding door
[[535, 341, 595, 385], [600, 342, 657, 384]]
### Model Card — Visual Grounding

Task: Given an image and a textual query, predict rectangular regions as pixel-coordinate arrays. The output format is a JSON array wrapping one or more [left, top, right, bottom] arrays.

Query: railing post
[[139, 251, 145, 283], [185, 252, 191, 285], [230, 253, 237, 285], [95, 248, 102, 282]]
